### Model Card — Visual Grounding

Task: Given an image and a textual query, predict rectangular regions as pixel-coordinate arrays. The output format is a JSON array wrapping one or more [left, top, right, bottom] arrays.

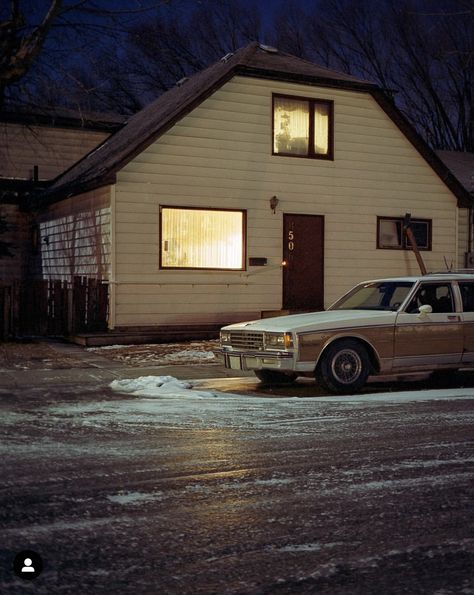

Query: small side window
[[377, 217, 431, 250]]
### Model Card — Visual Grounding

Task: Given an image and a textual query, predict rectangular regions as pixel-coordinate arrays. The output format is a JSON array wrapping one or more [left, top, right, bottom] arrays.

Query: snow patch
[[87, 344, 129, 350], [110, 375, 218, 399], [107, 491, 165, 505], [161, 350, 215, 363], [85, 341, 217, 366], [269, 542, 345, 553]]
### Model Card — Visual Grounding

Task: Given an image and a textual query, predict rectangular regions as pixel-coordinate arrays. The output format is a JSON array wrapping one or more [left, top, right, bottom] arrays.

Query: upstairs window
[[273, 94, 333, 159], [377, 216, 432, 251], [160, 207, 246, 270]]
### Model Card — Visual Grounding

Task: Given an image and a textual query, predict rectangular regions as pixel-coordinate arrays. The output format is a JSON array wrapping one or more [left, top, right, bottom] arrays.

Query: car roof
[[360, 273, 474, 283]]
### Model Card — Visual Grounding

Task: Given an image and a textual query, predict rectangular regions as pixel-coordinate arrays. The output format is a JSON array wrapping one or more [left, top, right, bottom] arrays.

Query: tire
[[254, 369, 297, 385], [316, 339, 371, 394]]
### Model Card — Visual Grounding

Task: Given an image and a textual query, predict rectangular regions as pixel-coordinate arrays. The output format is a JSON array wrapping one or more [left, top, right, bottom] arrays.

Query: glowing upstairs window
[[273, 94, 333, 159]]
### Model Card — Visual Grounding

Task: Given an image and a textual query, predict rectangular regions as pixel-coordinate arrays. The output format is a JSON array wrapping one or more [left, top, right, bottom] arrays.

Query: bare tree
[[0, 0, 63, 109], [270, 0, 473, 151], [124, 0, 263, 101], [0, 0, 172, 112], [390, 0, 474, 151], [1, 0, 471, 150]]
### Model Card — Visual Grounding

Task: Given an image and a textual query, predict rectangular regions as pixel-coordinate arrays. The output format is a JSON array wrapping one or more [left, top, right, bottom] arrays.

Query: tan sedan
[[218, 274, 474, 393]]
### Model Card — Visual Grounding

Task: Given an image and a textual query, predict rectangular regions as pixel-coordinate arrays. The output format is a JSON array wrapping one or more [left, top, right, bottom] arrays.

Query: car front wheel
[[254, 369, 297, 385], [316, 339, 371, 394]]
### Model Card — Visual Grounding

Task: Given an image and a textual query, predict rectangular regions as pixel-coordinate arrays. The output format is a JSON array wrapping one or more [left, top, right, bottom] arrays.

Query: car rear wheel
[[254, 369, 297, 385], [316, 339, 371, 394]]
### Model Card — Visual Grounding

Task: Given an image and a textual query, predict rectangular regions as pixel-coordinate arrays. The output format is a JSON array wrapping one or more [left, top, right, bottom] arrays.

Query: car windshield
[[329, 281, 415, 311]]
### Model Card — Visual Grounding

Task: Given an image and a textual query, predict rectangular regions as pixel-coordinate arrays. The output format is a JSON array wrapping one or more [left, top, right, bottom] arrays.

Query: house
[[2, 43, 474, 342], [0, 108, 123, 283]]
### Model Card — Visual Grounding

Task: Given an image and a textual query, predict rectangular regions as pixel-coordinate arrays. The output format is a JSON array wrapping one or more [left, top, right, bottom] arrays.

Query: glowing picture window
[[160, 207, 246, 270]]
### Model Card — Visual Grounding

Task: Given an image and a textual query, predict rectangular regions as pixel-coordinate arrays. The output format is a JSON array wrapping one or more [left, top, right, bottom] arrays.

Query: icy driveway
[[0, 378, 473, 594]]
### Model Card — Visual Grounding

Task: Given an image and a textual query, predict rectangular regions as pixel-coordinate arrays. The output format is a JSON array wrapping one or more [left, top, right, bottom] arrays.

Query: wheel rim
[[331, 348, 363, 385]]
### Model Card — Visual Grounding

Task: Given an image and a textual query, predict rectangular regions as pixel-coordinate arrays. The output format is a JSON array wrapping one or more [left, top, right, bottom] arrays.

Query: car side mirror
[[418, 304, 432, 317]]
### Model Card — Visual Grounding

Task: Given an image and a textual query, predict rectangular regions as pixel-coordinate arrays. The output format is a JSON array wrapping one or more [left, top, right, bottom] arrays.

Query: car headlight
[[264, 332, 294, 349], [220, 330, 231, 345]]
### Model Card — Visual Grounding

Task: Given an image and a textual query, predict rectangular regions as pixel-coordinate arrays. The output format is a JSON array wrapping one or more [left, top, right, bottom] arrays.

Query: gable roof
[[40, 42, 473, 208]]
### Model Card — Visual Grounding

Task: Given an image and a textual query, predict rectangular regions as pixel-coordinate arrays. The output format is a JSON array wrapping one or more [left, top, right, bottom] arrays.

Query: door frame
[[282, 213, 325, 311]]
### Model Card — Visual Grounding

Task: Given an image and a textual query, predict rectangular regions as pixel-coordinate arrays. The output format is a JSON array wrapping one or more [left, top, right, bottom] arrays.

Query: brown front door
[[283, 214, 324, 310]]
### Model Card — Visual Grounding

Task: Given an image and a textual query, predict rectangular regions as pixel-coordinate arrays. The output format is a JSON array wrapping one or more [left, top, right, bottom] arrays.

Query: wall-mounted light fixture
[[270, 195, 279, 213]]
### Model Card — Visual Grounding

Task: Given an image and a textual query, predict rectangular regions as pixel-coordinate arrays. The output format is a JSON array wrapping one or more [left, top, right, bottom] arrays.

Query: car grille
[[229, 331, 264, 350]]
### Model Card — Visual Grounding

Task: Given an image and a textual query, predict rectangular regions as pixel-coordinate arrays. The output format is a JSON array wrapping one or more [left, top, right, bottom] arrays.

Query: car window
[[405, 283, 454, 314], [459, 282, 474, 312], [330, 281, 414, 311]]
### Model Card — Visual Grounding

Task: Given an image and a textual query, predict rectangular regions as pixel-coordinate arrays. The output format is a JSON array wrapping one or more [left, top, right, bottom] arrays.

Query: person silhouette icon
[[14, 550, 43, 580], [21, 558, 35, 573]]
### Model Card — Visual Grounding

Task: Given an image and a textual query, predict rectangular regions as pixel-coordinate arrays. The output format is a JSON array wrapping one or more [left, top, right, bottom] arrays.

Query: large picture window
[[160, 207, 246, 270], [377, 216, 432, 250], [273, 94, 333, 159]]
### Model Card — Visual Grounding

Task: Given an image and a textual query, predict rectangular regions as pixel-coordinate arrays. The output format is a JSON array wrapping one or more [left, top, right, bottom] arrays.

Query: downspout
[[108, 184, 116, 329]]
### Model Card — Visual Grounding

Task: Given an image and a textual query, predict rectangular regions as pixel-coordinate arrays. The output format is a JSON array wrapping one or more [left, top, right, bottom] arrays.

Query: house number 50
[[288, 230, 295, 251]]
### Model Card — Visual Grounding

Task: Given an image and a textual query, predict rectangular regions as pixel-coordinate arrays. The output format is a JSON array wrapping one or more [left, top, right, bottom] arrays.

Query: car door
[[393, 282, 463, 370], [458, 281, 474, 364]]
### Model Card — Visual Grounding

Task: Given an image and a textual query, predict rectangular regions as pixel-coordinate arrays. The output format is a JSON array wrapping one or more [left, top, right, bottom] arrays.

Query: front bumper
[[216, 349, 295, 371]]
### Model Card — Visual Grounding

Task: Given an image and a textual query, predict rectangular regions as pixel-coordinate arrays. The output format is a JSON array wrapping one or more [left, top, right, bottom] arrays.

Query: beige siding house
[[0, 110, 121, 283], [21, 44, 474, 337]]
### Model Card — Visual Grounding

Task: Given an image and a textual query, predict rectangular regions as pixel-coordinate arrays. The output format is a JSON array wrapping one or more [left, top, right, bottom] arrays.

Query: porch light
[[270, 196, 279, 213]]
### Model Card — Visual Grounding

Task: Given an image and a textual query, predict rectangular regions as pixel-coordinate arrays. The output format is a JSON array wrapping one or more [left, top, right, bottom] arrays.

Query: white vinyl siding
[[37, 187, 111, 281], [113, 75, 461, 327]]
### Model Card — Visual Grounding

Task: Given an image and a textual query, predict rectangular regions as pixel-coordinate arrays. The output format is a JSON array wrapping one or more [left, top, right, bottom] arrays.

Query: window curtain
[[379, 219, 402, 247], [162, 208, 243, 269], [314, 103, 329, 155], [274, 97, 309, 155]]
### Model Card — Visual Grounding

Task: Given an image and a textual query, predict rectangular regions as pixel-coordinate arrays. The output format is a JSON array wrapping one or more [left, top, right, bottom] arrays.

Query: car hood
[[222, 310, 397, 334]]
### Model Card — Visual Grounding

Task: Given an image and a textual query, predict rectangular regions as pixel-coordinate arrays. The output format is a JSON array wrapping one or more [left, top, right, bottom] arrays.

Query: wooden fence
[[0, 277, 108, 339]]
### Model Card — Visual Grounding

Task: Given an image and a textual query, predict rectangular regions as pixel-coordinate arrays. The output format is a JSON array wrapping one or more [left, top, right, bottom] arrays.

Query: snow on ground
[[5, 375, 471, 443], [110, 374, 474, 404], [49, 375, 468, 434], [86, 341, 218, 367], [109, 375, 217, 399]]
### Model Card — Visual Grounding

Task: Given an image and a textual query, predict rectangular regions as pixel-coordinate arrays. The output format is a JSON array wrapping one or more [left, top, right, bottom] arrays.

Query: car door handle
[[447, 315, 460, 321]]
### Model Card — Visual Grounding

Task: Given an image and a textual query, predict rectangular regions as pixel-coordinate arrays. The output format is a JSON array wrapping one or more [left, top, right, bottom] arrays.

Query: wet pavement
[[0, 341, 473, 593]]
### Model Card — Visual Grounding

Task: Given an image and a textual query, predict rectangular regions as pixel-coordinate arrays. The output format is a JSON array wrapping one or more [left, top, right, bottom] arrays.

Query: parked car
[[218, 273, 474, 393]]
